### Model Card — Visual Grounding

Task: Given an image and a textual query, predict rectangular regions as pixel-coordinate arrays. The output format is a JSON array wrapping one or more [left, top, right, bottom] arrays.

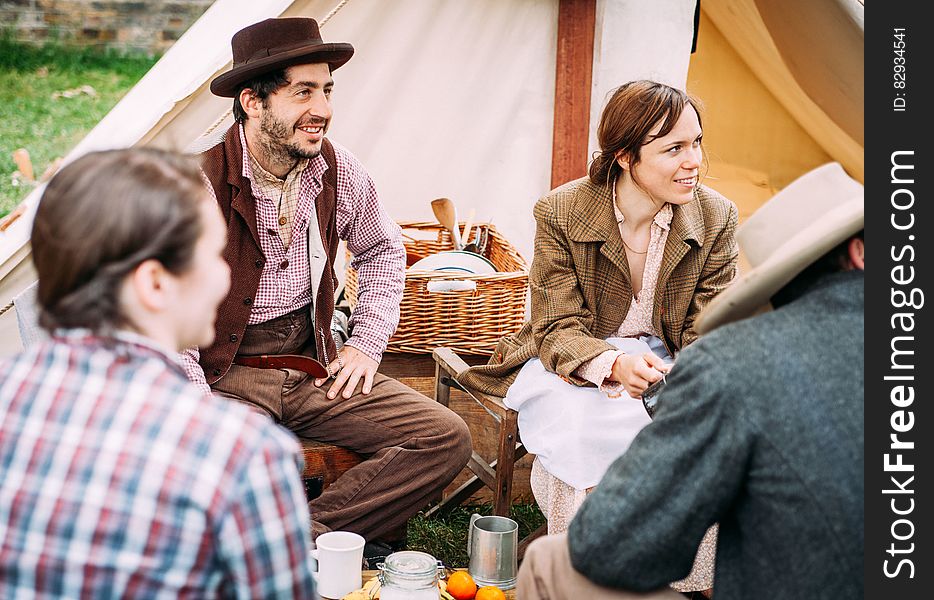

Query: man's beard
[[258, 109, 324, 166]]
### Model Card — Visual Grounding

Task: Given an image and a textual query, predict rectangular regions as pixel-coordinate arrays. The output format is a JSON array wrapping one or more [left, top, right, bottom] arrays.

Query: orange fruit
[[446, 571, 478, 600], [475, 586, 507, 600]]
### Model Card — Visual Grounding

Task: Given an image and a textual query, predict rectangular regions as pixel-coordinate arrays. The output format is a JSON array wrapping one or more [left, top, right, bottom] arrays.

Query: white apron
[[504, 336, 672, 490]]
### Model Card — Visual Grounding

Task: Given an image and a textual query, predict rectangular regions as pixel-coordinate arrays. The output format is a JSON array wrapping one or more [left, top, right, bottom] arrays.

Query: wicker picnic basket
[[344, 221, 529, 355]]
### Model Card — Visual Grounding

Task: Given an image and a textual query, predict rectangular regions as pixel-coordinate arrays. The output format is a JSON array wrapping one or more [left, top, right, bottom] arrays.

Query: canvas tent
[[0, 0, 864, 356]]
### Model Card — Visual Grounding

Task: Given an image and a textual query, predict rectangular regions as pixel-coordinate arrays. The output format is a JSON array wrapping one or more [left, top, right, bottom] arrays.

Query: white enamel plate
[[408, 250, 497, 274]]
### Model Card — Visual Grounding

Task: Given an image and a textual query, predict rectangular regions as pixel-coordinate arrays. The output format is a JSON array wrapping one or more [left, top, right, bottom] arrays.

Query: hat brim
[[210, 43, 355, 97], [695, 196, 863, 335]]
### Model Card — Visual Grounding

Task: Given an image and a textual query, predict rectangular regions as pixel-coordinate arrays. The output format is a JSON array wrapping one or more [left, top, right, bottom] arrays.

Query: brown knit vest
[[199, 124, 339, 384]]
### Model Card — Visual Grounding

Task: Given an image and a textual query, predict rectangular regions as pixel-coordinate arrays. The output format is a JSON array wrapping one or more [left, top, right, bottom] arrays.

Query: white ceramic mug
[[311, 531, 365, 599]]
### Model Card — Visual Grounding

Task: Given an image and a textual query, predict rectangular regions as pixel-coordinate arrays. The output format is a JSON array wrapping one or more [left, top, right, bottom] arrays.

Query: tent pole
[[550, 0, 596, 190]]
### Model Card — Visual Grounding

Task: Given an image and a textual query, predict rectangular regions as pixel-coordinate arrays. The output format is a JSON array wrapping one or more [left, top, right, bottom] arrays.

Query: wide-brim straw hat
[[210, 17, 354, 98], [695, 162, 863, 334]]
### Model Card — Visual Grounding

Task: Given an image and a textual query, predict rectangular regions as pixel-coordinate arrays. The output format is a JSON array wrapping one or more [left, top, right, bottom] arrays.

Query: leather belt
[[233, 354, 330, 379]]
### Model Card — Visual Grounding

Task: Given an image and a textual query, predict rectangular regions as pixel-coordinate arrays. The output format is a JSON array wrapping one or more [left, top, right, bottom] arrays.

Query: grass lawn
[[408, 503, 545, 568], [0, 36, 157, 217]]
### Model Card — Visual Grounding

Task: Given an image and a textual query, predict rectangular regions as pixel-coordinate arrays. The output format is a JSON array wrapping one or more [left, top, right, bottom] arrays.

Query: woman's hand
[[609, 352, 670, 398]]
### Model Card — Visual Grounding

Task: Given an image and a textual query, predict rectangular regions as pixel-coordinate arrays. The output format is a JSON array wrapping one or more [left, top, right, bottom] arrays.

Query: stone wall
[[0, 0, 213, 53]]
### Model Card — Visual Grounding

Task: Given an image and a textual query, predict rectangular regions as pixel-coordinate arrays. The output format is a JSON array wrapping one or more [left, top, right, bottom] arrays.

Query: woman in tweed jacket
[[461, 81, 738, 594], [461, 82, 738, 399]]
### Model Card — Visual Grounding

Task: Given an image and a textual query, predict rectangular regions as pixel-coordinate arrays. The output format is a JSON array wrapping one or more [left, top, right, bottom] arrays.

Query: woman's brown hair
[[31, 148, 207, 334], [588, 80, 704, 187]]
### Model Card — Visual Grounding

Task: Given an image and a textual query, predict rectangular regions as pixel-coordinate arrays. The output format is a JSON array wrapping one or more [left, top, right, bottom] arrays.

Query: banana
[[439, 578, 456, 600], [345, 574, 461, 599], [363, 577, 381, 599], [341, 576, 381, 600]]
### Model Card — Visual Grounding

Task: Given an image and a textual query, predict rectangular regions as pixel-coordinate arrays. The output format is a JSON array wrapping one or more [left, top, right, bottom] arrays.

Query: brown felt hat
[[210, 17, 354, 98]]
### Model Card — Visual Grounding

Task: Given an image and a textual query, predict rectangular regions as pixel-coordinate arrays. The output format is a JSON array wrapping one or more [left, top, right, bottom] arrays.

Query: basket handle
[[426, 280, 477, 293]]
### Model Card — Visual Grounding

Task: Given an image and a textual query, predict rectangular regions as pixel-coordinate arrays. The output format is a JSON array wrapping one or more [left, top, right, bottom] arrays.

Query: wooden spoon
[[430, 197, 463, 250], [461, 208, 476, 246]]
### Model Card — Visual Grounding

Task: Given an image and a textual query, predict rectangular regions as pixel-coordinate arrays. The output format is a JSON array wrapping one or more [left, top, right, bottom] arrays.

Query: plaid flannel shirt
[[0, 330, 316, 599], [181, 127, 404, 393]]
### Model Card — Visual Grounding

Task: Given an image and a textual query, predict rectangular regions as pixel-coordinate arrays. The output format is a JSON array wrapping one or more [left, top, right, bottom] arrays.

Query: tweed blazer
[[459, 177, 738, 398]]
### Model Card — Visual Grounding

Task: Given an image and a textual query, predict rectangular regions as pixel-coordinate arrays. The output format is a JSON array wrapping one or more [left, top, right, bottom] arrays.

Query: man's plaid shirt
[[0, 330, 316, 598]]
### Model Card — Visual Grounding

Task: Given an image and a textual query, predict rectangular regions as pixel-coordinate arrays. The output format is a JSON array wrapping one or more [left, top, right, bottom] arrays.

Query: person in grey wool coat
[[517, 162, 864, 600]]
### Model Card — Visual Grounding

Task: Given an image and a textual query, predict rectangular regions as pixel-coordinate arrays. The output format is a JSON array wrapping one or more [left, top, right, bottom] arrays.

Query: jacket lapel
[[567, 179, 631, 330], [568, 180, 631, 283]]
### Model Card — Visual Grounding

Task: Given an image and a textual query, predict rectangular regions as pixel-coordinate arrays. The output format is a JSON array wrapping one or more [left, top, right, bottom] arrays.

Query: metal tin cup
[[467, 514, 518, 590]]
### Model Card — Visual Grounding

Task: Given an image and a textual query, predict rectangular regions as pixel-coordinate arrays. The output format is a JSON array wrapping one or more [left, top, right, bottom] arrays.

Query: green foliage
[[0, 36, 157, 217], [0, 32, 157, 75], [407, 503, 546, 568]]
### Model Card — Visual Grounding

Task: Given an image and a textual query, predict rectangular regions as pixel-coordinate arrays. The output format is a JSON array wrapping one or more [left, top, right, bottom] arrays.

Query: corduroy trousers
[[212, 308, 472, 541]]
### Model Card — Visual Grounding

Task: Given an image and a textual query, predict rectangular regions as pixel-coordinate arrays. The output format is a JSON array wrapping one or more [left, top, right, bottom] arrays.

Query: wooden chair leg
[[493, 409, 519, 517], [517, 523, 548, 561], [433, 360, 451, 407], [424, 475, 488, 518], [432, 347, 525, 520]]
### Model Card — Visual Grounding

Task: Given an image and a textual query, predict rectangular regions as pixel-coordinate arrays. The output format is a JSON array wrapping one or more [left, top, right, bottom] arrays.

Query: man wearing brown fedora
[[179, 17, 471, 550], [518, 163, 865, 599]]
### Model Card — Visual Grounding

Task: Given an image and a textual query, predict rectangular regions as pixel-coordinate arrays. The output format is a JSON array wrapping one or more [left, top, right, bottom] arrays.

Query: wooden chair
[[299, 440, 409, 544], [429, 347, 547, 557], [299, 439, 362, 501]]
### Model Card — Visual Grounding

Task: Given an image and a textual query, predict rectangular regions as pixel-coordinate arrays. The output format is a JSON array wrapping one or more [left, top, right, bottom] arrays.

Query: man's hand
[[314, 345, 379, 399], [609, 352, 670, 399]]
